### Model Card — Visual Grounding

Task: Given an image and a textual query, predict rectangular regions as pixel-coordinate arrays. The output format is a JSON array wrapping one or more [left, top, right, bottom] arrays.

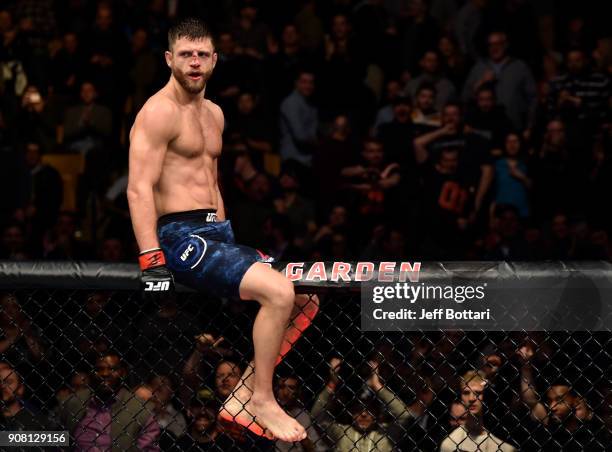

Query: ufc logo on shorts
[[206, 212, 217, 222], [180, 244, 195, 261], [144, 281, 170, 292]]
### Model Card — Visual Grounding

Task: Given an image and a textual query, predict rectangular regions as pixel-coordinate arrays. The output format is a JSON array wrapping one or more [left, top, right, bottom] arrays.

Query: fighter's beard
[[173, 68, 211, 95]]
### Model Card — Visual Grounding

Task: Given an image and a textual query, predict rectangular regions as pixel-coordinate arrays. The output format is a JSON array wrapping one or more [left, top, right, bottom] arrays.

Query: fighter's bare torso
[[130, 86, 223, 216]]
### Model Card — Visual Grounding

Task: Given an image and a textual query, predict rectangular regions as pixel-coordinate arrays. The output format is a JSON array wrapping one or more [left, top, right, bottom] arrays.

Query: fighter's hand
[[139, 248, 174, 294]]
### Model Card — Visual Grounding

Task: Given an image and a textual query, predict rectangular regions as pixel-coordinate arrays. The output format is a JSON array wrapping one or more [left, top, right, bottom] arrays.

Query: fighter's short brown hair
[[168, 17, 214, 51]]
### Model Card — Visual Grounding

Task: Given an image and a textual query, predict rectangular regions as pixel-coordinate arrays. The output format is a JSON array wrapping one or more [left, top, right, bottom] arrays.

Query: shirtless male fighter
[[127, 18, 318, 443]]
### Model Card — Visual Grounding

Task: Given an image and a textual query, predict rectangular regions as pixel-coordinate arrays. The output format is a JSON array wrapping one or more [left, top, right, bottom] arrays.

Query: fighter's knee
[[264, 277, 295, 310]]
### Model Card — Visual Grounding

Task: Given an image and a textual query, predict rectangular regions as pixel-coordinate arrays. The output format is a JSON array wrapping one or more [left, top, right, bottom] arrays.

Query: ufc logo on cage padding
[[144, 281, 171, 291]]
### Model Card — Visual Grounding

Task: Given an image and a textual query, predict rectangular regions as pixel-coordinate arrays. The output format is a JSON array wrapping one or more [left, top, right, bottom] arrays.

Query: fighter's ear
[[212, 51, 218, 69], [165, 50, 172, 68]]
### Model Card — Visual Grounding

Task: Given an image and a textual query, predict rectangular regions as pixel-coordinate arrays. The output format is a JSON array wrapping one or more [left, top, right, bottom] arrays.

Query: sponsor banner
[[271, 261, 421, 284]]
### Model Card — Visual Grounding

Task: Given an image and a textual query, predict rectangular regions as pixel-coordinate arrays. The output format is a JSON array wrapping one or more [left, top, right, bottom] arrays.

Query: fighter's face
[[167, 37, 217, 95]]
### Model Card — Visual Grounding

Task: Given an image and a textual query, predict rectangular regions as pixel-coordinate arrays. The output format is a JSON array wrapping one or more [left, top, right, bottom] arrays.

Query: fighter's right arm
[[127, 100, 178, 251]]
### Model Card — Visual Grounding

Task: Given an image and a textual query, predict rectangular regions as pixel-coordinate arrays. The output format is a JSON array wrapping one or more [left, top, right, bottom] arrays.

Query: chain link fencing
[[0, 261, 610, 451]]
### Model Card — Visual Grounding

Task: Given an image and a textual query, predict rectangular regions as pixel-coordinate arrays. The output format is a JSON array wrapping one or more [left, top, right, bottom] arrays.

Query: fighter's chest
[[172, 109, 222, 158]]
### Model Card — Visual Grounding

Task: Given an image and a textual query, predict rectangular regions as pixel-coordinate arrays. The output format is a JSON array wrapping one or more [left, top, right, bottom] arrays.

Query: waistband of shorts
[[158, 209, 218, 227]]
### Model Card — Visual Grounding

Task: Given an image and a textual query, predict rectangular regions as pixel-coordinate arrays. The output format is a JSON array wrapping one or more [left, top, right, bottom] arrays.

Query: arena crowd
[[0, 0, 610, 450]]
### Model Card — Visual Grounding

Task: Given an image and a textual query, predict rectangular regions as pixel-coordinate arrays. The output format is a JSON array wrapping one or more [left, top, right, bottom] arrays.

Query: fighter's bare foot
[[218, 391, 275, 440], [250, 395, 306, 443]]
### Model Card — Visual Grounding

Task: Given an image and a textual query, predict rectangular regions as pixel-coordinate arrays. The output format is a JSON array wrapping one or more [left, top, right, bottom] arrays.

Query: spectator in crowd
[[231, 3, 269, 60], [372, 79, 403, 134], [411, 83, 442, 131], [518, 344, 611, 449], [182, 332, 236, 406], [377, 95, 416, 168], [585, 135, 612, 229], [57, 351, 160, 450], [414, 102, 494, 224], [50, 371, 91, 428], [275, 375, 324, 452], [97, 236, 125, 262], [438, 34, 469, 90], [228, 142, 264, 202], [546, 48, 611, 145], [279, 70, 318, 168], [15, 85, 58, 152], [147, 374, 187, 439], [313, 114, 355, 212], [319, 13, 373, 122], [226, 91, 273, 154], [340, 138, 400, 230], [62, 81, 112, 154], [401, 0, 440, 73], [531, 119, 574, 221], [0, 293, 44, 365], [0, 363, 53, 431], [494, 132, 532, 218], [265, 23, 313, 106], [15, 140, 63, 235], [183, 353, 271, 450], [163, 398, 236, 451], [61, 291, 131, 370], [41, 211, 88, 259], [313, 204, 354, 258], [206, 31, 254, 113], [134, 295, 201, 381], [404, 50, 456, 111], [312, 358, 415, 451], [465, 86, 514, 152], [231, 171, 275, 247], [548, 213, 572, 260], [416, 146, 471, 258], [127, 28, 160, 118], [362, 226, 409, 261], [84, 2, 128, 112], [463, 31, 537, 131], [273, 164, 316, 238], [0, 223, 27, 259], [453, 0, 486, 61], [480, 204, 531, 260], [439, 370, 517, 452], [49, 31, 86, 101]]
